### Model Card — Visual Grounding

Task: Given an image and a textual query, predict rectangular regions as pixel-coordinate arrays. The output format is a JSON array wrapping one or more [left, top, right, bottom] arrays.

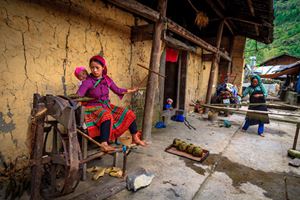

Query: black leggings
[[98, 120, 138, 142]]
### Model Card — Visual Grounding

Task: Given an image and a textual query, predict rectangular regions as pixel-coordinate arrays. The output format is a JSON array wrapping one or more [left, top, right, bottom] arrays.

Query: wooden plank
[[142, 0, 168, 141], [72, 176, 126, 200]]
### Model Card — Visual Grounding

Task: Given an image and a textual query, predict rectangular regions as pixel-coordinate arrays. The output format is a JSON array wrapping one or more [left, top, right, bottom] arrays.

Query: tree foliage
[[245, 0, 300, 65]]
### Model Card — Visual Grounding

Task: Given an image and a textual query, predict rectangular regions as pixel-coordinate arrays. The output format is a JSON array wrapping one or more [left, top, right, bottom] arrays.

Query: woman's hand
[[124, 87, 139, 94]]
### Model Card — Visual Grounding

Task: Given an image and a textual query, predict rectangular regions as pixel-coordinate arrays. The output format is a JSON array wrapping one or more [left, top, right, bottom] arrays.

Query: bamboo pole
[[137, 64, 166, 78], [203, 104, 300, 118], [77, 129, 104, 148], [137, 74, 148, 88], [76, 129, 121, 152], [208, 102, 299, 109]]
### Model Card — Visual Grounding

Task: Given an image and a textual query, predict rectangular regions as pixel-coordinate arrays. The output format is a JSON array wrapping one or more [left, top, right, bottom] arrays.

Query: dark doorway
[[163, 49, 187, 110]]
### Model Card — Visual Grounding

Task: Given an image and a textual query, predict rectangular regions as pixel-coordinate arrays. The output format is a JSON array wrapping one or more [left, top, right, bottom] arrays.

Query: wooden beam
[[247, 0, 255, 15], [107, 0, 231, 61], [164, 35, 198, 54], [216, 0, 225, 10], [227, 37, 234, 76], [246, 0, 259, 36], [224, 20, 234, 35], [142, 0, 167, 141], [206, 20, 224, 104], [219, 50, 231, 61], [228, 16, 273, 28], [204, 0, 235, 35], [131, 24, 154, 42], [106, 0, 159, 21], [167, 19, 218, 53]]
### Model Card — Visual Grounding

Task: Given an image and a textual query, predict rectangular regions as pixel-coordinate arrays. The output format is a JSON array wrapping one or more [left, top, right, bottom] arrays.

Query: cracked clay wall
[[185, 51, 212, 111], [0, 0, 151, 164], [185, 52, 202, 111]]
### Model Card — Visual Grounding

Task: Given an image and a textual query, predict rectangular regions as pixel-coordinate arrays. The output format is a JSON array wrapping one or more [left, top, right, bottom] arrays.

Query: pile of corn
[[172, 138, 203, 157], [194, 12, 209, 28]]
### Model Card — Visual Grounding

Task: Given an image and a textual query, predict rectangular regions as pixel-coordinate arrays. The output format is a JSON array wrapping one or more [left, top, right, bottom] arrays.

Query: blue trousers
[[242, 119, 264, 135]]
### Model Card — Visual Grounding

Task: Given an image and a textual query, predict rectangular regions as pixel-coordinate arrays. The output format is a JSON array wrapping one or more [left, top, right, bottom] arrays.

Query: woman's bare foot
[[100, 142, 116, 152], [132, 133, 147, 146], [259, 134, 265, 137]]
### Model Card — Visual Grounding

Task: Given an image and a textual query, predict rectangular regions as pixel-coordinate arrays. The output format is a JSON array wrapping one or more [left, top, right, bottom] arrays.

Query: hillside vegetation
[[245, 0, 300, 65]]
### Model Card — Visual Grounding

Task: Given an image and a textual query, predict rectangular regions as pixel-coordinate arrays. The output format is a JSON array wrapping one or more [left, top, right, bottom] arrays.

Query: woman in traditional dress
[[77, 55, 146, 151], [242, 74, 269, 137]]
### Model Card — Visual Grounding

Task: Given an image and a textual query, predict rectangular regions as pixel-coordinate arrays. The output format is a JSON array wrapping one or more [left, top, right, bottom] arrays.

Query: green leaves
[[245, 0, 300, 65]]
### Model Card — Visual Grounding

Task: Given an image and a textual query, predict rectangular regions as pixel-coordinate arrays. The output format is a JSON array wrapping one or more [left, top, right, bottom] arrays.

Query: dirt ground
[[54, 108, 300, 200], [12, 108, 299, 200]]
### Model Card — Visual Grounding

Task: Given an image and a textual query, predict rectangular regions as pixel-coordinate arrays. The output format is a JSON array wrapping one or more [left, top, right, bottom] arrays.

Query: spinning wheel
[[30, 94, 81, 199]]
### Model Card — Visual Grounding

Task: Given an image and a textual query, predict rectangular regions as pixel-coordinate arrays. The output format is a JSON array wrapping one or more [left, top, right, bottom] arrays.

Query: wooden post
[[176, 52, 182, 109], [81, 137, 87, 180], [293, 123, 300, 150], [30, 103, 46, 200], [113, 152, 118, 167], [227, 37, 234, 79], [206, 20, 224, 104], [50, 123, 58, 191], [142, 0, 167, 141]]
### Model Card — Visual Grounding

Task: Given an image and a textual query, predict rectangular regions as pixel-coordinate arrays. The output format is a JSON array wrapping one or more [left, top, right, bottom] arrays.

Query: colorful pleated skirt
[[84, 103, 136, 141]]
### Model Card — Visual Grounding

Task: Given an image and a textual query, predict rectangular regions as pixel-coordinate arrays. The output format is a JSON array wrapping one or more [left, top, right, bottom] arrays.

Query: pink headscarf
[[89, 55, 112, 86], [89, 55, 107, 75], [74, 66, 87, 80]]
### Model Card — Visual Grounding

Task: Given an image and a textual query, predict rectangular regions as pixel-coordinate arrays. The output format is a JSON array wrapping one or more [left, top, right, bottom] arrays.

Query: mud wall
[[0, 0, 151, 163], [184, 51, 213, 112]]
